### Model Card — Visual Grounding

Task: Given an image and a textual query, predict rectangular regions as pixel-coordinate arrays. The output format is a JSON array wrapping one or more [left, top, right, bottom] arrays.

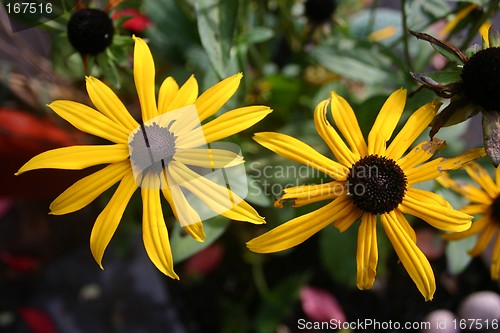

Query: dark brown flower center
[[490, 195, 500, 223], [304, 0, 337, 24], [347, 155, 407, 214], [461, 47, 500, 111], [67, 8, 114, 55], [129, 122, 176, 174]]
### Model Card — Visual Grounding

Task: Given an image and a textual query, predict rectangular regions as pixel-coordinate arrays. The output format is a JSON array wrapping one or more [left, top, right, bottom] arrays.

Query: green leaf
[[311, 46, 391, 84], [445, 236, 476, 275], [435, 185, 474, 275], [170, 215, 229, 263], [319, 226, 358, 289], [144, 0, 199, 60], [422, 71, 462, 85], [239, 27, 275, 44], [195, 0, 238, 78]]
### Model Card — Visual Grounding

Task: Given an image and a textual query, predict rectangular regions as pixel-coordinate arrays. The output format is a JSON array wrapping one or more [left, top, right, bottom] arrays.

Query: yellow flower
[[16, 36, 271, 279], [247, 89, 484, 300], [438, 162, 500, 280]]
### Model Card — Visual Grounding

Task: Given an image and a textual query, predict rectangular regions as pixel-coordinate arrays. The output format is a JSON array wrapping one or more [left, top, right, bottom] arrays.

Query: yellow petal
[[442, 216, 489, 240], [480, 21, 492, 48], [85, 76, 139, 132], [491, 235, 500, 279], [175, 148, 244, 169], [48, 101, 130, 143], [247, 195, 352, 253], [437, 174, 492, 204], [405, 148, 485, 185], [133, 36, 158, 122], [381, 211, 436, 301], [165, 105, 202, 139], [198, 106, 272, 144], [460, 203, 490, 215], [356, 213, 378, 290], [274, 181, 347, 208], [141, 173, 179, 279], [161, 171, 204, 238], [386, 99, 440, 160], [368, 132, 387, 156], [464, 162, 498, 199], [195, 73, 242, 122], [368, 25, 397, 41], [393, 209, 417, 243], [16, 144, 129, 174], [439, 148, 486, 171], [368, 89, 406, 154], [399, 188, 472, 232], [314, 98, 359, 166], [168, 161, 264, 224], [496, 165, 500, 188], [253, 132, 349, 180], [182, 222, 206, 243], [439, 4, 477, 38], [330, 92, 368, 157], [90, 170, 137, 268], [165, 75, 199, 111], [50, 160, 130, 215], [333, 202, 362, 232], [158, 76, 179, 114], [469, 223, 497, 256], [397, 139, 446, 171]]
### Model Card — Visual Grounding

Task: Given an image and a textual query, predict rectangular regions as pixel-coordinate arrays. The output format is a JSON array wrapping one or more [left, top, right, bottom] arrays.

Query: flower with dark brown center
[[490, 195, 500, 224], [304, 0, 337, 24], [461, 47, 500, 111], [67, 8, 114, 55]]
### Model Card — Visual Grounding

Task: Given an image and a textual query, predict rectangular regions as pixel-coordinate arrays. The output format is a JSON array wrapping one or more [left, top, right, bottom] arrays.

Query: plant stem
[[401, 0, 413, 73]]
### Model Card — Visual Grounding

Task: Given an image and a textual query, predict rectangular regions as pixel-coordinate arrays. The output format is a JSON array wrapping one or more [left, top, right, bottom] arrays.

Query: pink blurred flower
[[300, 286, 345, 323]]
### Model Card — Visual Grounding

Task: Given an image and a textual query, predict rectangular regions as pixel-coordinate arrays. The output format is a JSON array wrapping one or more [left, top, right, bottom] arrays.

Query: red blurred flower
[[113, 8, 150, 33], [0, 251, 40, 273], [0, 108, 89, 199], [183, 244, 224, 276], [18, 307, 57, 333]]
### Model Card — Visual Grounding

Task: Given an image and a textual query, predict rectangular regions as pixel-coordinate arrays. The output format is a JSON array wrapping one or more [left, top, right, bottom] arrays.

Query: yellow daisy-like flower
[[438, 162, 500, 280], [247, 89, 485, 300], [16, 36, 271, 279]]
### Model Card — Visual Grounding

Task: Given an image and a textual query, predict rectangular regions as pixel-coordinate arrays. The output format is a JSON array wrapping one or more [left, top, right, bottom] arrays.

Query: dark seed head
[[490, 195, 500, 224], [67, 8, 114, 55], [304, 0, 337, 24], [461, 47, 500, 111], [129, 123, 176, 174], [347, 155, 407, 214]]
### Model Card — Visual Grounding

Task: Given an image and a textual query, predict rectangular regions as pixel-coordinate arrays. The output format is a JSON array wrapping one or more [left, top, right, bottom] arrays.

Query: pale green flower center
[[129, 122, 176, 174]]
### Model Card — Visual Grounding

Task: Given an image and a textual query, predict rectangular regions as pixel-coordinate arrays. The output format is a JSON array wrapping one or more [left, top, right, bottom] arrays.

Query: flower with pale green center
[[247, 89, 485, 300], [438, 162, 500, 280], [16, 36, 272, 279]]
